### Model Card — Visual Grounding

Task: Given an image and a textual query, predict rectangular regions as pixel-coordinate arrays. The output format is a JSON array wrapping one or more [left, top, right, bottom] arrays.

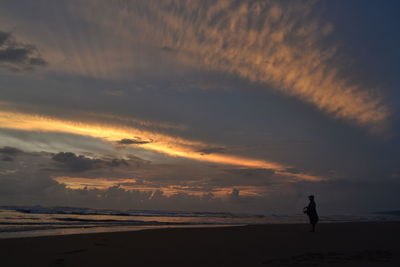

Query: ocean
[[1, 206, 398, 239]]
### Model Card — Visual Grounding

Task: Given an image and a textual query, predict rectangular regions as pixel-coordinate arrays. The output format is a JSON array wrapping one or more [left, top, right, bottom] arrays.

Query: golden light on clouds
[[151, 1, 389, 128], [0, 110, 323, 181], [54, 176, 267, 197], [53, 176, 131, 190], [67, 0, 389, 129], [3, 1, 388, 129]]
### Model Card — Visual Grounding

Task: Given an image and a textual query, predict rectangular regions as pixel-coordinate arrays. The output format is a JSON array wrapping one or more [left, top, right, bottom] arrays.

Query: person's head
[[308, 195, 314, 201]]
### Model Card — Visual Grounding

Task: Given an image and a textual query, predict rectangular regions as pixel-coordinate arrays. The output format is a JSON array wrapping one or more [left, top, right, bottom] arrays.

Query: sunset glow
[[1, 0, 398, 215], [0, 110, 324, 181], [54, 176, 266, 197]]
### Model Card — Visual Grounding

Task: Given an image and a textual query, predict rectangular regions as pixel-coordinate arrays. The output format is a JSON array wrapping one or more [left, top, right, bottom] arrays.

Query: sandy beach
[[1, 222, 399, 266]]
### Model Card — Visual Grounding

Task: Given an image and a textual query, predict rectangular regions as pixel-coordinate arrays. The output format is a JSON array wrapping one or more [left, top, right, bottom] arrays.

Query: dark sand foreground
[[1, 222, 400, 266]]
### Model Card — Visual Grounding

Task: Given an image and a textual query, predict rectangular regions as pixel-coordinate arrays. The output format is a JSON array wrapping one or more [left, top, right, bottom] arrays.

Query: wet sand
[[1, 222, 399, 266]]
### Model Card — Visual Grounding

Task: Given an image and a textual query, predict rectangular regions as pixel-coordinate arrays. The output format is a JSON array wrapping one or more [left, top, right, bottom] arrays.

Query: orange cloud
[[5, 1, 388, 129], [53, 176, 130, 190], [70, 0, 389, 129], [149, 1, 389, 129], [54, 176, 267, 197], [0, 110, 324, 181]]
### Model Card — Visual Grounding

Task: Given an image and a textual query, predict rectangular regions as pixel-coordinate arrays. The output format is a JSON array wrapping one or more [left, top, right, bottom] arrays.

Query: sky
[[0, 0, 399, 214]]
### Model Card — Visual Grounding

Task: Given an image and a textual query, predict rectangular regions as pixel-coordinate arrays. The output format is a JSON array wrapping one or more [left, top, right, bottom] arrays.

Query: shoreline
[[2, 222, 400, 266], [0, 223, 241, 240], [3, 219, 400, 240]]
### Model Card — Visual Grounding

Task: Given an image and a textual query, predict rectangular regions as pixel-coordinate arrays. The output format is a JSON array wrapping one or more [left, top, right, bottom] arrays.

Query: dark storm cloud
[[0, 30, 47, 71], [117, 138, 153, 145], [197, 147, 226, 155]]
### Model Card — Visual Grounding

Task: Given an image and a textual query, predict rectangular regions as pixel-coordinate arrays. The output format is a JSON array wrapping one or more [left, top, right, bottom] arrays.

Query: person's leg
[[311, 223, 315, 232]]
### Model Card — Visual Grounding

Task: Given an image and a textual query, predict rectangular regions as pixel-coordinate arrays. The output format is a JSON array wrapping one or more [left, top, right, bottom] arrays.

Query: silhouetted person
[[303, 195, 319, 232]]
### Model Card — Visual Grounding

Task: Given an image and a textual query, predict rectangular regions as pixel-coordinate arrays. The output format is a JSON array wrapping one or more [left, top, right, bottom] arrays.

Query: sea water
[[0, 206, 398, 239]]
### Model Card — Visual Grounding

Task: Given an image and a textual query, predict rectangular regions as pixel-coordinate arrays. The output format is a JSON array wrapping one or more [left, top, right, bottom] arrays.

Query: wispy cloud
[[0, 109, 323, 181], [151, 1, 389, 128], [2, 1, 388, 129], [0, 101, 188, 132], [197, 147, 226, 155], [117, 138, 153, 145], [70, 0, 389, 129]]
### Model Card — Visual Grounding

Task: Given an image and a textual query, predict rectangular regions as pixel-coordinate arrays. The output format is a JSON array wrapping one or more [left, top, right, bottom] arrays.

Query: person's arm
[[303, 206, 308, 214]]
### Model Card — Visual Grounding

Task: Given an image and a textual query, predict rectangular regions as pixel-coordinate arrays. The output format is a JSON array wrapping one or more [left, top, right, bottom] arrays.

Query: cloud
[[2, 155, 14, 162], [3, 168, 400, 213], [0, 151, 240, 211], [108, 158, 129, 167], [117, 137, 153, 145], [71, 0, 388, 129], [284, 168, 305, 175], [0, 110, 324, 181], [0, 146, 22, 161], [52, 152, 132, 172], [1, 146, 399, 214], [225, 168, 275, 177], [0, 30, 47, 71], [229, 188, 240, 200], [156, 0, 389, 129], [102, 89, 124, 96], [0, 146, 279, 205], [197, 147, 226, 155], [1, 1, 388, 129], [52, 152, 103, 172], [0, 146, 21, 155]]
